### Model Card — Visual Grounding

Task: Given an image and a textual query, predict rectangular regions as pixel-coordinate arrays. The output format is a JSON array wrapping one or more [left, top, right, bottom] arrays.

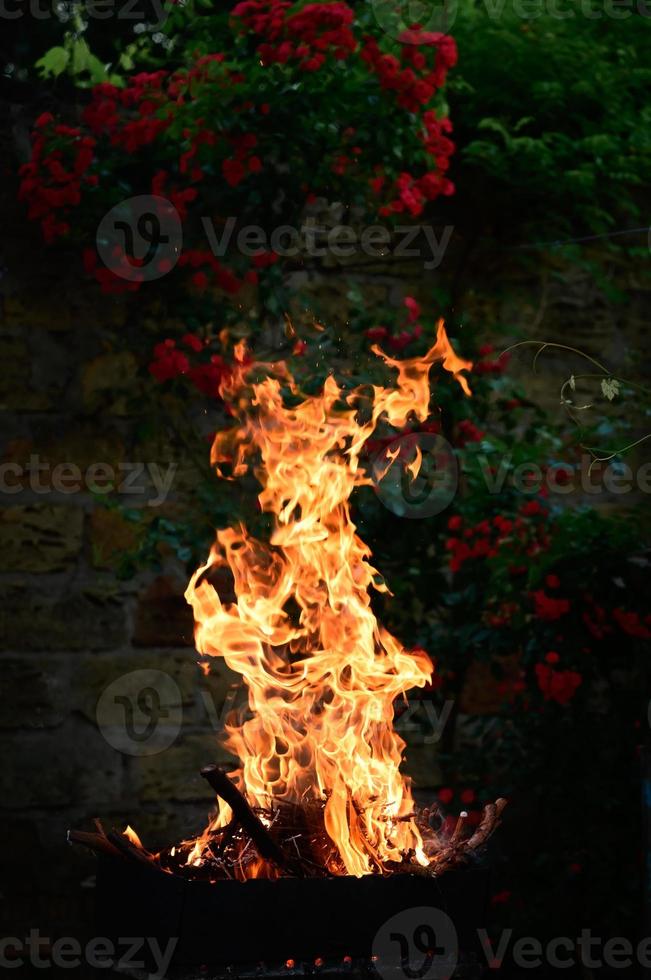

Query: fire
[[185, 322, 472, 878], [123, 825, 143, 849]]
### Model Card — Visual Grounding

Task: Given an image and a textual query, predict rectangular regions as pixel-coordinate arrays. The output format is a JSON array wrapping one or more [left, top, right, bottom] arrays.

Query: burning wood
[[199, 764, 305, 877], [72, 325, 507, 882], [70, 767, 506, 881]]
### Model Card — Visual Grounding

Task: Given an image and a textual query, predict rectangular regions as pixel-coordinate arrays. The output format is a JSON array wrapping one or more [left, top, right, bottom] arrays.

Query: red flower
[[521, 500, 544, 517], [535, 663, 582, 705], [149, 340, 190, 382], [613, 608, 651, 639], [493, 515, 513, 535], [252, 251, 279, 269], [192, 271, 209, 290], [447, 515, 463, 531], [182, 332, 204, 352], [582, 603, 611, 641], [532, 590, 570, 621], [544, 651, 560, 664], [460, 788, 475, 805], [387, 326, 422, 353], [475, 351, 510, 375], [222, 157, 246, 187], [188, 355, 229, 396], [438, 787, 454, 805], [456, 419, 485, 446], [404, 295, 420, 323], [365, 326, 388, 342], [545, 573, 560, 589]]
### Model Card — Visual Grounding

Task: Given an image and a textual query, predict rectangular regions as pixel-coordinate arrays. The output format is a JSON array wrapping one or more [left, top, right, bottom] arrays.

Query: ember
[[72, 323, 505, 881]]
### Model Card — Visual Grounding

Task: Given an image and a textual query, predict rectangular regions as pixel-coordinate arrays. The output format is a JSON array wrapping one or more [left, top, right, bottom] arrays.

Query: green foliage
[[36, 35, 120, 85], [447, 0, 651, 240]]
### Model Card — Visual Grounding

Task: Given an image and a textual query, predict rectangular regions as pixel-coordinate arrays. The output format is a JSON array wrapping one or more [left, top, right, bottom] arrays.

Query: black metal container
[[96, 855, 489, 976]]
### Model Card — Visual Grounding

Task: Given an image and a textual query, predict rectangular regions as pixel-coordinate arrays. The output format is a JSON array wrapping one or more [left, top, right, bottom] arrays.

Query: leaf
[[35, 47, 70, 78], [84, 53, 110, 83], [71, 38, 91, 74], [601, 378, 621, 401]]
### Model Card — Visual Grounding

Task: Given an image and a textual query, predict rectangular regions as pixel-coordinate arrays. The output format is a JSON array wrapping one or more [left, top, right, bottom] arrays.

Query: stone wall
[[0, 197, 221, 939]]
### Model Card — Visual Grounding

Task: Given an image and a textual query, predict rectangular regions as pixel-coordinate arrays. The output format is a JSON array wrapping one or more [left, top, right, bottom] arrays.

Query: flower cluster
[[149, 335, 233, 398], [83, 246, 144, 295], [361, 31, 456, 216], [444, 503, 551, 576], [233, 0, 356, 71], [455, 418, 485, 446], [361, 30, 456, 114], [534, 661, 582, 706], [583, 597, 651, 640], [473, 344, 511, 375], [532, 588, 570, 621], [178, 249, 257, 294], [83, 72, 171, 146], [20, 3, 457, 300], [612, 607, 651, 639], [364, 295, 425, 353], [443, 489, 651, 715], [18, 114, 97, 243]]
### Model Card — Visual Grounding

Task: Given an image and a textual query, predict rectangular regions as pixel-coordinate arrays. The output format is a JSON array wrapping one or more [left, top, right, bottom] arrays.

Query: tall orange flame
[[185, 322, 471, 877]]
